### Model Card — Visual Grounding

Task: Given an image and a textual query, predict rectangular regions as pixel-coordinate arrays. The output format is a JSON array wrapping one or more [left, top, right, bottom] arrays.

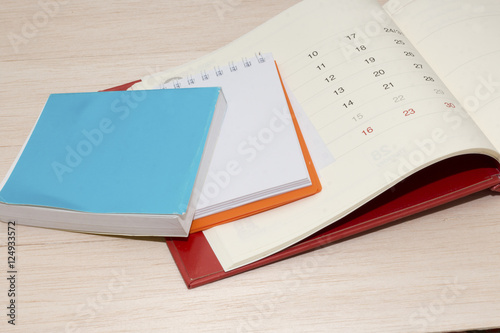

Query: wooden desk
[[1, 1, 499, 332]]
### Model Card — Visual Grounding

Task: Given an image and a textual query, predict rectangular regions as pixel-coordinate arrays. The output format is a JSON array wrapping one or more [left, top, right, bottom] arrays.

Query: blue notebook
[[0, 88, 227, 236]]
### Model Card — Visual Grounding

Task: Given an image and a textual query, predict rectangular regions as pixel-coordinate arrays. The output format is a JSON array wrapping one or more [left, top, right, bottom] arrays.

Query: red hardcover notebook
[[105, 81, 500, 289], [167, 153, 500, 288]]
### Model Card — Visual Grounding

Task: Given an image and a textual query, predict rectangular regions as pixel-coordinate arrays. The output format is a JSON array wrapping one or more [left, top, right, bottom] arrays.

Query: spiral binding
[[162, 52, 269, 90]]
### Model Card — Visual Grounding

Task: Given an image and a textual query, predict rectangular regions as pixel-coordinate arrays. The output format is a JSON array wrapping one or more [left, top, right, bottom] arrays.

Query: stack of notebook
[[1, 0, 500, 288]]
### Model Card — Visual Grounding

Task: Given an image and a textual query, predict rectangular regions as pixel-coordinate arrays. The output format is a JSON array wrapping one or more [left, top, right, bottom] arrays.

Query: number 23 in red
[[403, 108, 415, 116]]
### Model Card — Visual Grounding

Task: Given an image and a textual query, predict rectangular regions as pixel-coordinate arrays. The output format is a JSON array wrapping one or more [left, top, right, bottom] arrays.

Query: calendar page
[[385, 0, 500, 151], [134, 0, 500, 270]]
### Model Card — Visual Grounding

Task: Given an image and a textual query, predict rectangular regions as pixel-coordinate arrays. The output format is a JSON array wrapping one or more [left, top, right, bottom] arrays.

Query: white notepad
[[157, 54, 312, 219]]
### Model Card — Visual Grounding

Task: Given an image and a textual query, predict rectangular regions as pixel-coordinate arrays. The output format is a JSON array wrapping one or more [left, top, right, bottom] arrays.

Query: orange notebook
[[190, 61, 322, 232], [105, 54, 322, 234]]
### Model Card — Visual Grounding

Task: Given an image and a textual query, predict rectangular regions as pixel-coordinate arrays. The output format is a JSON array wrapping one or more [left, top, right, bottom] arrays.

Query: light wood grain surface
[[1, 1, 500, 332]]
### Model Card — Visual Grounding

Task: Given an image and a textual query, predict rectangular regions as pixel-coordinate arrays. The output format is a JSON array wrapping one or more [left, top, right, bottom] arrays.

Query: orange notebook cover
[[189, 63, 321, 233], [104, 60, 322, 234]]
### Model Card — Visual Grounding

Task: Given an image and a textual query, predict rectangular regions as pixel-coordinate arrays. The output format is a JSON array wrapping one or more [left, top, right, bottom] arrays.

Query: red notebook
[[167, 154, 500, 288], [105, 81, 500, 289]]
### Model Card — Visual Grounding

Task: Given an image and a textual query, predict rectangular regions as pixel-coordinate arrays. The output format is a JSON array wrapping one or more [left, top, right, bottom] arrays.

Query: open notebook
[[130, 0, 500, 285]]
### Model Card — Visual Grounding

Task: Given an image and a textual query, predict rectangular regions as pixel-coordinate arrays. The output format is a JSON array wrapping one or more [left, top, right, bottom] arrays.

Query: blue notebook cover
[[0, 88, 222, 216]]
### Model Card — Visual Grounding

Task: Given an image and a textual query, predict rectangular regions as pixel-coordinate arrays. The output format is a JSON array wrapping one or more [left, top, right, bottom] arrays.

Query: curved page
[[135, 0, 499, 270]]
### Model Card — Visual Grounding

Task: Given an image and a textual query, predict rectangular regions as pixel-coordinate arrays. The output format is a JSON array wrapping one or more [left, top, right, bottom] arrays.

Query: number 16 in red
[[362, 127, 373, 135]]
